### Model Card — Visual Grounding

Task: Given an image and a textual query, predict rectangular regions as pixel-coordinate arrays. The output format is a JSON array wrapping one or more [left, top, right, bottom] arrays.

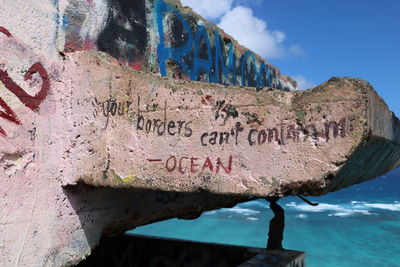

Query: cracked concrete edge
[[320, 80, 400, 193]]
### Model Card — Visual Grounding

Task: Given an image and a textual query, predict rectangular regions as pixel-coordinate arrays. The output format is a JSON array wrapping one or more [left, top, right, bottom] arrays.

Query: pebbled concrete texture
[[0, 1, 399, 266]]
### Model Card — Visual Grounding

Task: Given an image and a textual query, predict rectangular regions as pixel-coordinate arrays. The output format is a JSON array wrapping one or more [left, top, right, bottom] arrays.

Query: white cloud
[[180, 0, 233, 19], [218, 6, 286, 58], [181, 2, 305, 60], [292, 74, 316, 90], [289, 45, 306, 57]]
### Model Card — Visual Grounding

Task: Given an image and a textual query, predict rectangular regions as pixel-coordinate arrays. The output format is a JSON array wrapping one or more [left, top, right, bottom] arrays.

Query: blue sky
[[181, 0, 400, 116]]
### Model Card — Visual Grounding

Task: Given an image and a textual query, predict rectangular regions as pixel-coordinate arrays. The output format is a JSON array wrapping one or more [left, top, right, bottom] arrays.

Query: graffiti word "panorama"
[[155, 0, 285, 89]]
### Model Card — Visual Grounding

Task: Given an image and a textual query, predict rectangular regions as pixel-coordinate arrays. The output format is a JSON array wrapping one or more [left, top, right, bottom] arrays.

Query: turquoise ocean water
[[129, 168, 400, 267]]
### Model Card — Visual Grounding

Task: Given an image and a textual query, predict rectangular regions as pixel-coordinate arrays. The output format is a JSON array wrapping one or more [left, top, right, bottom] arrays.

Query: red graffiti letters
[[0, 26, 12, 38], [0, 97, 21, 136], [165, 155, 233, 175], [0, 62, 50, 111], [0, 27, 50, 136]]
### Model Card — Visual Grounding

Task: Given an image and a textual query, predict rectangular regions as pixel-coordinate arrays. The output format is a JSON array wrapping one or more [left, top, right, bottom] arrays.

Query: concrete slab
[[63, 51, 400, 197], [0, 46, 399, 266]]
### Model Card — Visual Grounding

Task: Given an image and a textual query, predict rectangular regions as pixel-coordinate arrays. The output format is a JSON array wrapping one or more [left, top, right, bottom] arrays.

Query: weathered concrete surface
[[1, 0, 297, 91], [64, 51, 400, 197], [0, 23, 248, 266], [0, 44, 399, 265], [0, 2, 299, 264], [0, 1, 399, 266]]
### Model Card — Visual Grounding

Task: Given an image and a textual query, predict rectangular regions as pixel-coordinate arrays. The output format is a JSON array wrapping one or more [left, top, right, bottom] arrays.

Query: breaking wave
[[285, 200, 400, 217], [223, 207, 260, 216]]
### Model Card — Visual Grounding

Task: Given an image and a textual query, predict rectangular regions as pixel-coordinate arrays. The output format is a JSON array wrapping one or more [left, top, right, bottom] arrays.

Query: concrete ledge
[[239, 250, 305, 267], [62, 51, 399, 197], [77, 234, 305, 267]]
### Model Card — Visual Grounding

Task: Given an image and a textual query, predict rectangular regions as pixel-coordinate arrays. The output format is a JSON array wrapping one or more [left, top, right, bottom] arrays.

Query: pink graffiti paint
[[131, 62, 142, 71], [86, 0, 95, 7], [83, 39, 97, 50]]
